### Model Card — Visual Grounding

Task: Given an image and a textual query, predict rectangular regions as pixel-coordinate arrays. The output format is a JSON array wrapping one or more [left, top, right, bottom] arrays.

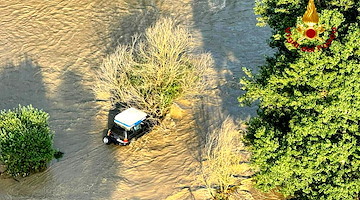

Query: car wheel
[[103, 136, 111, 145]]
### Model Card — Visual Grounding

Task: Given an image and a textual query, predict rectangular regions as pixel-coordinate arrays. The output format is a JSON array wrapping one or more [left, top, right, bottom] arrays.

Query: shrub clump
[[94, 17, 212, 121], [240, 0, 359, 199], [0, 105, 55, 177], [201, 117, 249, 199]]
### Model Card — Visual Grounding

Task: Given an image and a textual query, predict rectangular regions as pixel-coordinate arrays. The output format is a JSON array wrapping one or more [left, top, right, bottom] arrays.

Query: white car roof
[[114, 107, 147, 130]]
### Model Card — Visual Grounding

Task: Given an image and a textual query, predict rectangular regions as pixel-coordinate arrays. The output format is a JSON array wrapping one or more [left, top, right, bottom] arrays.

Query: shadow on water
[[0, 57, 49, 111], [192, 0, 274, 121], [190, 0, 274, 167], [0, 57, 122, 199], [106, 0, 162, 54]]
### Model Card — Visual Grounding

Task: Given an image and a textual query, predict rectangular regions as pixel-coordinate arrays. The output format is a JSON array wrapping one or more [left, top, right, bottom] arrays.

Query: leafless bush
[[94, 17, 212, 122], [201, 117, 249, 199]]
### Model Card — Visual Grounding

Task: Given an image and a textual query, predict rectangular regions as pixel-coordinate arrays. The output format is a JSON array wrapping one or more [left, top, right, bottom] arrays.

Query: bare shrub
[[201, 117, 249, 199], [94, 17, 212, 121]]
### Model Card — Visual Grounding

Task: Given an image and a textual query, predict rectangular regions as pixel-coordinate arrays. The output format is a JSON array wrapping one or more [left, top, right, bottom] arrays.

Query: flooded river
[[0, 0, 274, 199]]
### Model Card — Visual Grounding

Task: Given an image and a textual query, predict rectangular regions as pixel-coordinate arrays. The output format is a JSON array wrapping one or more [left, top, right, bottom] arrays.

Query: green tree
[[0, 105, 56, 177], [239, 0, 359, 199]]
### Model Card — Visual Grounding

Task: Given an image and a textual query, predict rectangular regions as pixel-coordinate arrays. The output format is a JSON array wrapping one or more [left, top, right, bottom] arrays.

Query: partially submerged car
[[103, 107, 149, 145]]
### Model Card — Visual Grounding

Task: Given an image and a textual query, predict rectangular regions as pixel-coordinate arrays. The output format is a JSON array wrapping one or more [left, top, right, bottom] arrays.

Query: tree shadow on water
[[192, 0, 274, 121], [105, 0, 162, 54], [190, 0, 274, 166], [0, 58, 124, 199], [0, 58, 49, 111]]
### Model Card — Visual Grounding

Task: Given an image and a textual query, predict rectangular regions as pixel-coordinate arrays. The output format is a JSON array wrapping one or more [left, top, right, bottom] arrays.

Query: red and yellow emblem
[[297, 0, 324, 42], [285, 0, 337, 52]]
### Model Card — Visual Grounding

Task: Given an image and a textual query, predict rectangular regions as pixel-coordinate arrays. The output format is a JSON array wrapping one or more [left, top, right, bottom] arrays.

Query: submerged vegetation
[[94, 17, 212, 122], [240, 0, 359, 199], [0, 105, 56, 177]]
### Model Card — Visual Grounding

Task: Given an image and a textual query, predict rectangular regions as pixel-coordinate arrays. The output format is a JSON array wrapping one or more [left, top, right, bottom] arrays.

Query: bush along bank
[[0, 105, 57, 177], [239, 0, 359, 199]]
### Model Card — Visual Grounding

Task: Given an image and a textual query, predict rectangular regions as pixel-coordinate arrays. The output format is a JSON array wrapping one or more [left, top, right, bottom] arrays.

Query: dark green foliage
[[0, 105, 55, 177], [239, 0, 359, 199]]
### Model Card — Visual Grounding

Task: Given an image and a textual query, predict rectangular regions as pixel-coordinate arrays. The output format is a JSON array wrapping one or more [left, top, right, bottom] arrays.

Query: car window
[[133, 124, 141, 131]]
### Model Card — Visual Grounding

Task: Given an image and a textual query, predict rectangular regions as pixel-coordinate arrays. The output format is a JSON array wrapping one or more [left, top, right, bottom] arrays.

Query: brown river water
[[0, 0, 277, 199]]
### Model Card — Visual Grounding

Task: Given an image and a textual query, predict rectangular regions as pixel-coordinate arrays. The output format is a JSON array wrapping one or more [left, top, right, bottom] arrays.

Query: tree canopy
[[239, 0, 359, 199]]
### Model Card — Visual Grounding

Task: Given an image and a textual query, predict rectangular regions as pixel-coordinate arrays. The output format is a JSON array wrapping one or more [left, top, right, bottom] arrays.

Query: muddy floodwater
[[0, 0, 275, 199]]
